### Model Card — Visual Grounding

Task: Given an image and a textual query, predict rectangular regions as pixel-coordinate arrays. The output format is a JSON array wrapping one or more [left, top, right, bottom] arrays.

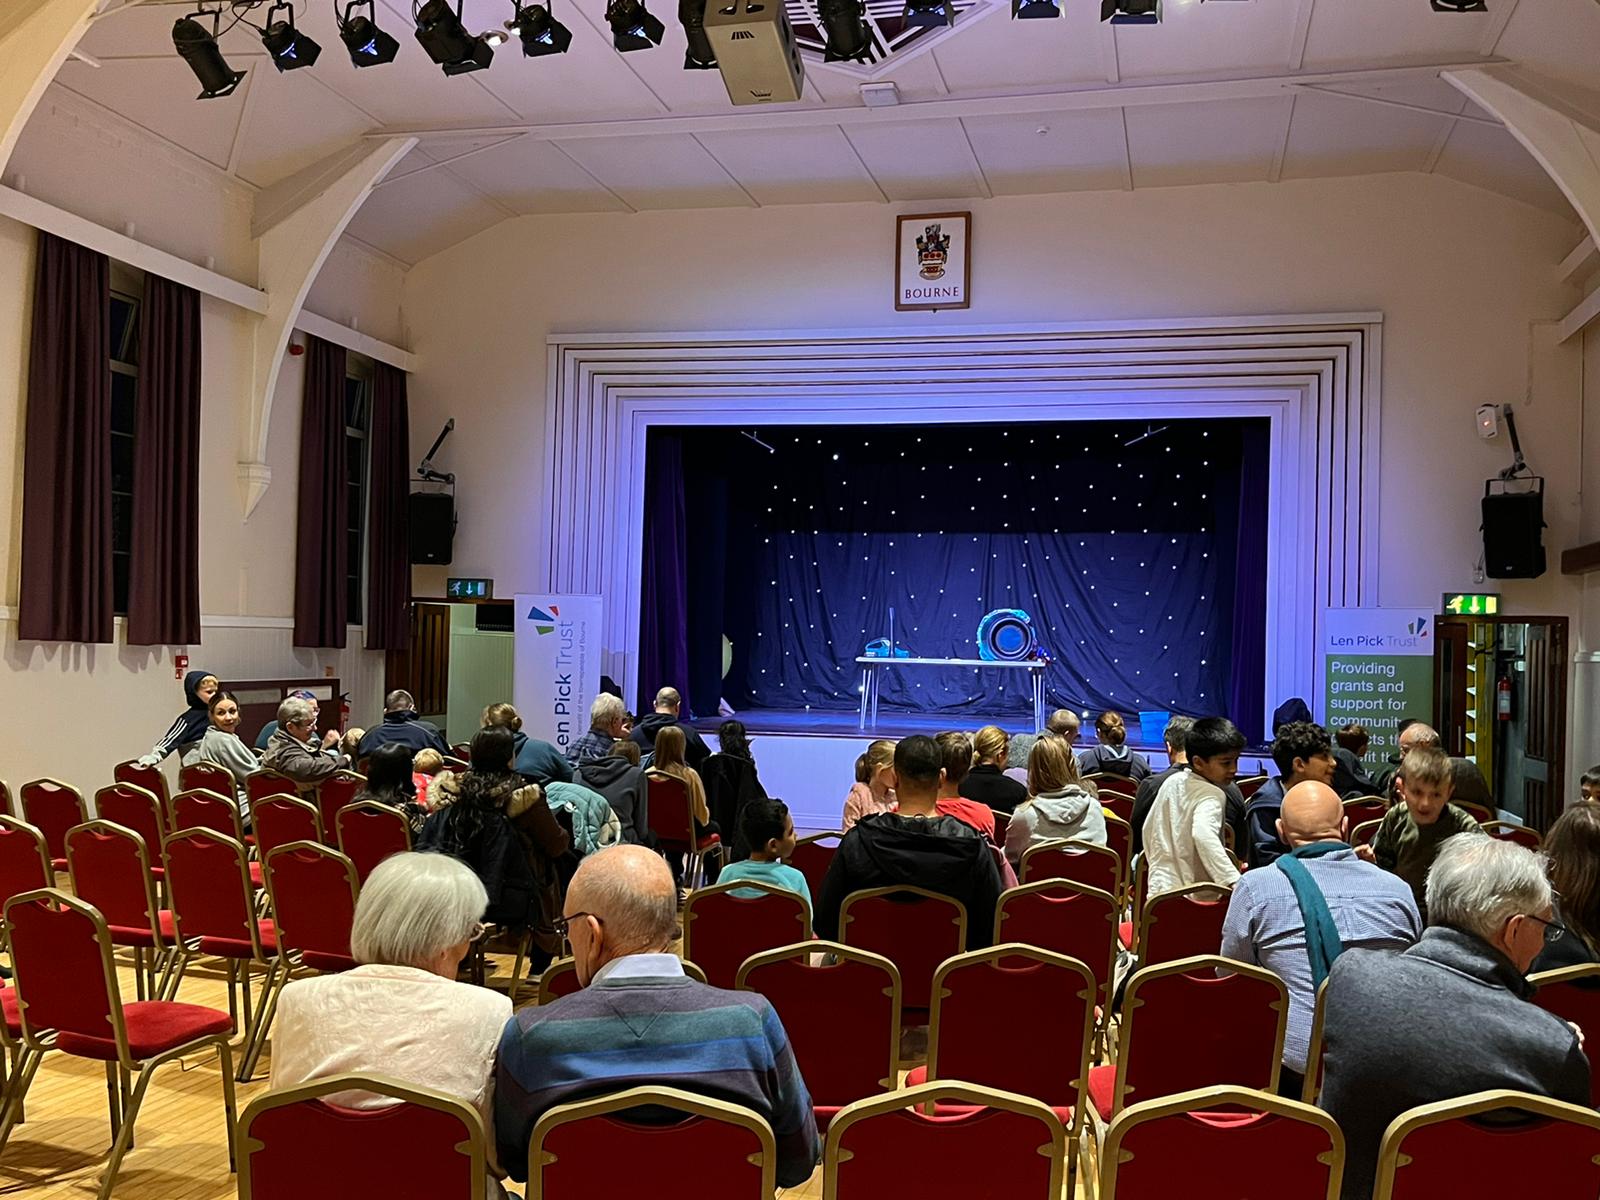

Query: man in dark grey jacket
[[1320, 833, 1591, 1200]]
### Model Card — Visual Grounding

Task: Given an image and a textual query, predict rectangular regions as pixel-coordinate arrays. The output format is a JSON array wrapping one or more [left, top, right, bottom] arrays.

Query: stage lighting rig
[[819, 0, 876, 62], [680, 0, 717, 68], [508, 0, 574, 55], [415, 0, 496, 73], [903, 0, 953, 28], [260, 3, 322, 70], [1012, 0, 1060, 18], [606, 0, 665, 52], [1101, 0, 1159, 22], [172, 8, 247, 99], [339, 0, 401, 65]]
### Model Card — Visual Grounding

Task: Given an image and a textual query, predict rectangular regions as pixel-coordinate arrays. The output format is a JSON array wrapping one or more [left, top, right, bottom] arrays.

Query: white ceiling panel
[[233, 72, 376, 187], [441, 137, 631, 213], [1279, 87, 1452, 181], [78, 3, 270, 60], [843, 118, 988, 201], [1300, 0, 1491, 70], [1124, 96, 1285, 189], [469, 22, 674, 121], [553, 134, 756, 208], [1494, 0, 1600, 95], [929, 5, 1105, 93], [1113, 0, 1300, 80], [963, 108, 1129, 194], [1432, 121, 1575, 216], [694, 127, 884, 205], [54, 57, 244, 168], [345, 161, 510, 263]]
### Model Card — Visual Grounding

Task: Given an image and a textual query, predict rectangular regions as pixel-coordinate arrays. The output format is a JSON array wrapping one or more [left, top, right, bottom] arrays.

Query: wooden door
[[1522, 620, 1567, 832], [1433, 619, 1473, 758], [385, 603, 451, 717]]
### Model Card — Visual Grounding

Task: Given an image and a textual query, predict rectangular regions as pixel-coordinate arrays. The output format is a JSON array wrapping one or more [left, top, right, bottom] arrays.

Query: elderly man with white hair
[[564, 692, 630, 765], [260, 694, 347, 786], [1319, 834, 1591, 1200]]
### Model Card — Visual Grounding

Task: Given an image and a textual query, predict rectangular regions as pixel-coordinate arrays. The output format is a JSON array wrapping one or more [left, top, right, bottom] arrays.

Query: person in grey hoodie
[[180, 690, 260, 822], [578, 740, 651, 846], [1005, 734, 1107, 864]]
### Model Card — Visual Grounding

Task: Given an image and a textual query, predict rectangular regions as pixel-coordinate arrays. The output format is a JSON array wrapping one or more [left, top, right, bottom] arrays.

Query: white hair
[[590, 692, 626, 727], [350, 851, 487, 967], [1426, 833, 1552, 941], [278, 696, 316, 727]]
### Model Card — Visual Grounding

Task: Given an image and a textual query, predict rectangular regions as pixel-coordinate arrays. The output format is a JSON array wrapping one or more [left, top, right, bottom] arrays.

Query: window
[[345, 357, 374, 621], [109, 288, 140, 616]]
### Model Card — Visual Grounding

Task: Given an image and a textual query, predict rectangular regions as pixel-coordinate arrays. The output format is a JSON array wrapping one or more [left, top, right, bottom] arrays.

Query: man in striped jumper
[[493, 845, 819, 1187]]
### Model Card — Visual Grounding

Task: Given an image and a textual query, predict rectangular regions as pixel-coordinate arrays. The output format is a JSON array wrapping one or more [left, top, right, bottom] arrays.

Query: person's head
[[288, 688, 319, 724], [591, 693, 627, 737], [610, 738, 642, 767], [1581, 766, 1600, 803], [972, 725, 1010, 768], [340, 727, 364, 757], [1395, 745, 1454, 825], [1426, 833, 1554, 974], [862, 739, 896, 794], [1545, 802, 1600, 953], [1046, 709, 1081, 741], [653, 687, 682, 715], [1337, 722, 1370, 758], [1270, 721, 1336, 787], [1184, 717, 1246, 787], [855, 752, 870, 785], [207, 690, 242, 735], [365, 742, 416, 801], [1162, 715, 1196, 762], [1276, 781, 1347, 848], [384, 689, 417, 715], [277, 696, 318, 742], [934, 731, 973, 794], [1028, 734, 1082, 796], [187, 671, 220, 708], [653, 725, 688, 772], [1095, 712, 1128, 747], [718, 720, 754, 761], [468, 725, 518, 776], [890, 735, 943, 809], [740, 797, 796, 862], [413, 748, 444, 776], [351, 852, 487, 977], [1397, 721, 1442, 756], [481, 702, 523, 733], [564, 845, 680, 985]]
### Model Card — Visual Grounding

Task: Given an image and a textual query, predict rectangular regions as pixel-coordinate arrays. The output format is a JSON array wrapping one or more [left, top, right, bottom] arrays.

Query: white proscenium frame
[[541, 315, 1383, 720]]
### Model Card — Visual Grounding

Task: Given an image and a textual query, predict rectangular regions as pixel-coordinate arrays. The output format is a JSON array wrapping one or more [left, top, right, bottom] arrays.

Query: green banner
[[1322, 609, 1435, 764]]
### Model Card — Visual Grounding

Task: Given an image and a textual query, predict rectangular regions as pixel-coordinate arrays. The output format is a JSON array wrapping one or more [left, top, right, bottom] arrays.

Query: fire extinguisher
[[338, 692, 352, 732], [1496, 676, 1513, 721]]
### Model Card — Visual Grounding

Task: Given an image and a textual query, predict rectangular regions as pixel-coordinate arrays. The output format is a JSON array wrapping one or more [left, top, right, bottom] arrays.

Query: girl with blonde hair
[[1004, 735, 1108, 863], [958, 724, 1029, 815], [842, 739, 897, 830]]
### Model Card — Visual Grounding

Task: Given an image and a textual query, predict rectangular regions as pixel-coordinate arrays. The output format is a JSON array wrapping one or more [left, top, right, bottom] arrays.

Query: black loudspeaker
[[409, 492, 455, 564], [1481, 481, 1546, 579]]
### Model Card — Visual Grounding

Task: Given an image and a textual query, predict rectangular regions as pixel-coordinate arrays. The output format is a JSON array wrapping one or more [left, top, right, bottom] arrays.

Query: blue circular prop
[[977, 608, 1036, 662]]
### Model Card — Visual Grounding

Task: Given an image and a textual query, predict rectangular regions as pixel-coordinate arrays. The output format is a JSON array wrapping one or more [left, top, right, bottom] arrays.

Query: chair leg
[[0, 1048, 43, 1152], [96, 1061, 158, 1200], [216, 1038, 238, 1173], [508, 930, 530, 1006], [237, 962, 286, 1082], [158, 950, 188, 1002], [104, 1061, 123, 1145], [132, 949, 146, 1002]]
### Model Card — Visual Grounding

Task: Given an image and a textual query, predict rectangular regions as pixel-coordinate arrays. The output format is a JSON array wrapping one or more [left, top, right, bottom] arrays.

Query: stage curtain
[[127, 273, 202, 646], [1226, 421, 1271, 742], [18, 232, 113, 644], [293, 336, 349, 648], [365, 361, 411, 651], [639, 430, 692, 714]]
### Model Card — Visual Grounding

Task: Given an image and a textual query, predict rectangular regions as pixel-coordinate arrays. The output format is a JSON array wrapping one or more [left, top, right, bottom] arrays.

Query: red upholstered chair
[[737, 941, 900, 1131], [0, 778, 10, 816], [682, 880, 813, 990], [991, 808, 1010, 849], [316, 770, 367, 847], [1120, 855, 1149, 952], [1342, 797, 1389, 829], [838, 886, 966, 1019], [1482, 820, 1542, 850], [994, 879, 1119, 1011], [1102, 813, 1132, 885], [1235, 775, 1270, 801], [1300, 978, 1331, 1104], [1373, 1090, 1600, 1200], [1532, 964, 1600, 1105], [0, 815, 51, 912], [65, 820, 175, 1000], [244, 768, 299, 810], [1454, 799, 1495, 824], [537, 956, 707, 1005], [1349, 818, 1382, 850], [252, 793, 324, 858], [0, 888, 237, 1199], [824, 1082, 1067, 1200], [179, 760, 236, 804], [1136, 882, 1233, 969], [1021, 839, 1122, 898], [18, 777, 86, 870], [1087, 955, 1287, 1127], [238, 1074, 486, 1200], [335, 800, 413, 884], [94, 783, 168, 883], [1086, 774, 1139, 800], [786, 831, 842, 901], [647, 773, 722, 888], [114, 759, 170, 813], [530, 1086, 777, 1200], [173, 787, 250, 841], [1097, 1086, 1345, 1200]]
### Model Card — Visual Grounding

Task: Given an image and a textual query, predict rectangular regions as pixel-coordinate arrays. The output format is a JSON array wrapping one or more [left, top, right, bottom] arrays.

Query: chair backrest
[[737, 941, 900, 1113], [1138, 882, 1233, 968], [1087, 773, 1139, 800], [1300, 977, 1331, 1104], [238, 1074, 487, 1200], [335, 801, 413, 884], [1482, 820, 1542, 850], [1100, 1086, 1345, 1200], [682, 880, 813, 990], [19, 777, 87, 863], [172, 786, 247, 841], [530, 1086, 777, 1200], [824, 1082, 1066, 1200], [646, 773, 695, 848], [94, 783, 167, 862], [114, 759, 170, 808], [163, 828, 267, 958], [1235, 775, 1270, 800], [838, 886, 966, 1012], [1454, 798, 1495, 824], [4, 887, 130, 1063], [316, 771, 367, 845], [786, 832, 842, 901], [1349, 818, 1382, 849], [1102, 812, 1132, 881], [537, 957, 583, 1005], [245, 768, 300, 807], [991, 808, 1010, 849], [0, 778, 10, 816], [0, 814, 52, 908], [263, 841, 360, 972], [1113, 954, 1288, 1116], [926, 945, 1095, 1115], [993, 879, 1119, 1009], [65, 820, 163, 944], [1020, 838, 1122, 897], [178, 759, 237, 803], [1531, 963, 1600, 1106], [1373, 1090, 1600, 1200], [252, 793, 325, 857], [1342, 796, 1389, 828]]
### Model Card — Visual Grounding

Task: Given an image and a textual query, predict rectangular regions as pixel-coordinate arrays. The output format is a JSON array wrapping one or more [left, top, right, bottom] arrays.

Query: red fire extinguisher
[[1496, 676, 1513, 721], [338, 692, 352, 731]]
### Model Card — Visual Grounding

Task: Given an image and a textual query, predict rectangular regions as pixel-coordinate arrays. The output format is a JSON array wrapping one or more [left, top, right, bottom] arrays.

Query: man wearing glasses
[[1318, 834, 1591, 1200]]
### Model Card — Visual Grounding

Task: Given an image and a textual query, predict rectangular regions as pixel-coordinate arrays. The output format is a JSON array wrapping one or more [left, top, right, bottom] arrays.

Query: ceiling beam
[[1559, 235, 1598, 284], [1289, 84, 1502, 128], [1558, 280, 1600, 343], [1286, 0, 1316, 72], [0, 0, 98, 175]]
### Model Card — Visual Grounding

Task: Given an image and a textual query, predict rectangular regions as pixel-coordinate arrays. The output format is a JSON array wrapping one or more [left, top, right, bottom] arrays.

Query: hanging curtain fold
[[365, 360, 411, 651], [638, 431, 692, 715], [293, 335, 349, 648]]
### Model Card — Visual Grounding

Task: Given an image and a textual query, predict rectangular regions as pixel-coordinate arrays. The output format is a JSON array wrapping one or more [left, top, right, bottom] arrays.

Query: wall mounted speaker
[[409, 492, 455, 564], [1481, 481, 1545, 579]]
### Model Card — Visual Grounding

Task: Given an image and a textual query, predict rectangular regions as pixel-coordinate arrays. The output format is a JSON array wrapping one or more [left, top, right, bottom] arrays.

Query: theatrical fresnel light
[[339, 0, 401, 66], [260, 2, 322, 70], [903, 0, 954, 28], [680, 0, 717, 68], [605, 0, 665, 52], [415, 0, 496, 73], [508, 0, 574, 55], [172, 8, 247, 99], [1101, 0, 1158, 22], [818, 0, 875, 62], [1012, 0, 1059, 18]]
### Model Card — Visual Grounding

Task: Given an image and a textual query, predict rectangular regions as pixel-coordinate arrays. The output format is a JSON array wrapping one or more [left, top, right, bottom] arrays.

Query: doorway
[[386, 600, 517, 746]]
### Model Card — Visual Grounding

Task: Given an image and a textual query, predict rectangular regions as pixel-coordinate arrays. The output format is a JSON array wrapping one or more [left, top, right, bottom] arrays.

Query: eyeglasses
[[553, 912, 602, 941], [1523, 913, 1567, 946]]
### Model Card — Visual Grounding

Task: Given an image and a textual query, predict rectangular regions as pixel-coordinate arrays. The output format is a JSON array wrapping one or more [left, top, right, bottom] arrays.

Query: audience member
[[1142, 717, 1246, 893], [1242, 722, 1338, 868], [1005, 735, 1107, 864], [1320, 834, 1589, 1200], [253, 688, 318, 752], [842, 739, 897, 830], [1361, 745, 1479, 917], [139, 669, 219, 766], [493, 846, 819, 1187], [1006, 710, 1083, 785], [1378, 722, 1493, 811], [412, 747, 445, 810], [577, 739, 650, 845], [1132, 715, 1247, 855], [933, 731, 997, 842], [480, 702, 573, 786], [702, 719, 768, 859], [261, 695, 348, 788], [357, 690, 450, 760], [1220, 781, 1421, 1098], [1582, 765, 1600, 802], [1077, 712, 1151, 782], [717, 798, 812, 912], [180, 690, 260, 818], [357, 743, 430, 835], [1332, 722, 1380, 798], [958, 726, 1029, 815], [645, 725, 719, 885], [815, 735, 1004, 951], [630, 687, 711, 770], [340, 727, 365, 760], [566, 693, 629, 766], [1533, 801, 1600, 973]]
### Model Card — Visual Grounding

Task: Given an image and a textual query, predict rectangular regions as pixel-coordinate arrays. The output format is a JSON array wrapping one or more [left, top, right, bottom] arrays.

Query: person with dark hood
[[702, 719, 768, 860], [578, 739, 651, 845], [357, 742, 431, 836], [629, 687, 711, 770], [357, 689, 450, 760], [139, 668, 220, 766]]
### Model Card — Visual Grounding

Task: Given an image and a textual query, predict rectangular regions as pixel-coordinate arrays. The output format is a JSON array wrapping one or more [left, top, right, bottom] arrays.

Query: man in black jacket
[[630, 687, 711, 770], [814, 735, 1004, 951], [357, 689, 451, 759]]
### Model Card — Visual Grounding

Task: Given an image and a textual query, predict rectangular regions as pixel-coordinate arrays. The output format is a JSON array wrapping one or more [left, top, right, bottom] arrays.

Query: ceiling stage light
[[902, 0, 953, 27], [339, 0, 401, 65], [680, 0, 716, 68], [1012, 0, 1059, 16], [508, 0, 573, 55], [415, 0, 496, 73], [172, 9, 246, 99], [1101, 0, 1159, 22], [605, 0, 665, 52], [1430, 0, 1487, 9], [260, 3, 322, 70], [819, 0, 874, 61]]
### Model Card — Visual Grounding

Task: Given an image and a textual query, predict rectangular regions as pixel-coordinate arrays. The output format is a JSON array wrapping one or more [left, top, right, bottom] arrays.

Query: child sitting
[[412, 747, 444, 810], [1362, 744, 1480, 917], [841, 740, 897, 830], [933, 731, 997, 844], [717, 798, 812, 912], [1005, 735, 1107, 864]]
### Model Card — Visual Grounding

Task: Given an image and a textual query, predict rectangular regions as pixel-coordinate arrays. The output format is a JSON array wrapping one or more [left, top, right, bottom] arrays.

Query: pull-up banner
[[1322, 609, 1435, 764], [514, 594, 603, 752]]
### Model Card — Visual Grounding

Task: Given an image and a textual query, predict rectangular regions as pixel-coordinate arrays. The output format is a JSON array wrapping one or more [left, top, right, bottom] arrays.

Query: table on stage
[[855, 656, 1048, 732]]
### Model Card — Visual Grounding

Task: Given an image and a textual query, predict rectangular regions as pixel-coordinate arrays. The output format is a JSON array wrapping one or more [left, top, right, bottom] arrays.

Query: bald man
[[493, 846, 819, 1187], [1220, 781, 1421, 1097]]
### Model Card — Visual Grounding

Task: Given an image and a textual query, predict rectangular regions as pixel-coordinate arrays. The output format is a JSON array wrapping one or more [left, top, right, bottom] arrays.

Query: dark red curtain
[[293, 336, 348, 648], [127, 274, 202, 646], [18, 232, 112, 644], [638, 430, 692, 715], [365, 361, 411, 650]]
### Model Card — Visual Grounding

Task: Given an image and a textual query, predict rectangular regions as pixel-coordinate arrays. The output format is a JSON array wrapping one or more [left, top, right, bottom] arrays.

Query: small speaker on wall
[[1482, 480, 1546, 579], [409, 492, 455, 564]]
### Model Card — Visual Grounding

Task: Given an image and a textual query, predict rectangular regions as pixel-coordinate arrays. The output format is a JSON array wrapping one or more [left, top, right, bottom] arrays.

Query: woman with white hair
[[269, 851, 513, 1191]]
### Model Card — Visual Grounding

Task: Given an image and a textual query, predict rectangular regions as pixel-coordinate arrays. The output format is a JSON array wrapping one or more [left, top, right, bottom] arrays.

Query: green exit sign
[[447, 577, 493, 599], [1442, 592, 1500, 615]]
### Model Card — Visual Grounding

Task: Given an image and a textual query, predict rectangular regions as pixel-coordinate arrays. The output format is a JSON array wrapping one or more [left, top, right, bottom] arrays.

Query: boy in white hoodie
[[1143, 716, 1246, 894]]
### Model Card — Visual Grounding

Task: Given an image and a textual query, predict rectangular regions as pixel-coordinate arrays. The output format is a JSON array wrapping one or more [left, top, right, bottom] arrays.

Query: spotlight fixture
[[260, 2, 322, 70], [1101, 0, 1158, 22], [1011, 0, 1059, 17], [172, 9, 246, 99], [507, 0, 572, 54], [605, 0, 664, 52], [414, 0, 495, 73], [818, 0, 874, 62], [680, 0, 716, 68], [339, 0, 401, 65], [1430, 0, 1486, 9], [902, 0, 953, 28]]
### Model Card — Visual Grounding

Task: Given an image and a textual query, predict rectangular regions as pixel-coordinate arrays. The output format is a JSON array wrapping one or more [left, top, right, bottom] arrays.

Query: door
[[1521, 620, 1567, 833], [385, 603, 451, 719]]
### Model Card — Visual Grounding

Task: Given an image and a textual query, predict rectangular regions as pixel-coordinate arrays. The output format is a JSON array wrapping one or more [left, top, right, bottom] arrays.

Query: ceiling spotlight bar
[[605, 0, 665, 52], [414, 0, 496, 73], [172, 6, 247, 99], [507, 0, 574, 55], [339, 0, 402, 66], [261, 2, 323, 70]]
